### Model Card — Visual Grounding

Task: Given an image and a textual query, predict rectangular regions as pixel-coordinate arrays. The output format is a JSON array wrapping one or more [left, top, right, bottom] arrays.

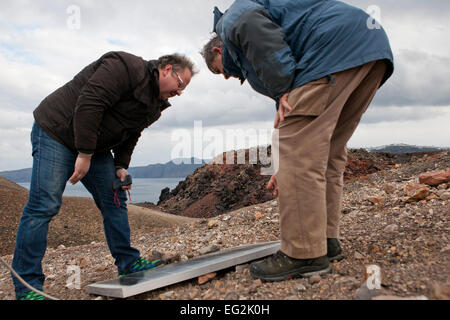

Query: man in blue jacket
[[201, 0, 393, 281]]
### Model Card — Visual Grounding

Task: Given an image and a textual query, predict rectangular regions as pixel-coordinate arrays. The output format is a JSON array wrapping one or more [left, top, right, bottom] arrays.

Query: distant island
[[0, 157, 209, 183], [127, 158, 208, 179], [365, 143, 446, 153]]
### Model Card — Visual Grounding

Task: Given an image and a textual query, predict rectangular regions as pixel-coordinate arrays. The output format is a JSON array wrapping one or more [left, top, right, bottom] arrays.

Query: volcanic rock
[[418, 170, 450, 186], [403, 184, 430, 202], [158, 187, 171, 204]]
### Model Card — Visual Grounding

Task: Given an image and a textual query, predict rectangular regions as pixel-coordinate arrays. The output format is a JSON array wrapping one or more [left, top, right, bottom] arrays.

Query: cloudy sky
[[0, 0, 449, 171]]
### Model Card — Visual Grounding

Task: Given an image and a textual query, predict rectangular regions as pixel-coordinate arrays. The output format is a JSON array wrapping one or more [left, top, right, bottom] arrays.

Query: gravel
[[0, 151, 448, 300]]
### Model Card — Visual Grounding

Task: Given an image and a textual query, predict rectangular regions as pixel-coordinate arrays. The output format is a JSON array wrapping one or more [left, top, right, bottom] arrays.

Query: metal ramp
[[86, 241, 280, 298]]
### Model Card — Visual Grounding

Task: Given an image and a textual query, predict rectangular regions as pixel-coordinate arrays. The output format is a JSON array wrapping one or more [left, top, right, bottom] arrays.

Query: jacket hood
[[213, 7, 245, 84], [213, 6, 223, 33]]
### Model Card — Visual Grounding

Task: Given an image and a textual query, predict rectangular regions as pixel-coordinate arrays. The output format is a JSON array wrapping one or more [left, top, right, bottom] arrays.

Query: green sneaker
[[17, 290, 46, 300], [119, 257, 163, 277], [250, 250, 331, 282]]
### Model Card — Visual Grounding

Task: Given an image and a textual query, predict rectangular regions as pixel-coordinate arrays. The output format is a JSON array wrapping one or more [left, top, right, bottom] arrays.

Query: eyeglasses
[[172, 70, 186, 91]]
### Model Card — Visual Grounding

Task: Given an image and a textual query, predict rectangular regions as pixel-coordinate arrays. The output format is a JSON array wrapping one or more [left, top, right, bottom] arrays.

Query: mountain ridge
[[0, 157, 209, 183]]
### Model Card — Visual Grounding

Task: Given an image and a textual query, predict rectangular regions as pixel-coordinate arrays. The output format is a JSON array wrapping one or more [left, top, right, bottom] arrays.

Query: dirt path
[[127, 204, 200, 226]]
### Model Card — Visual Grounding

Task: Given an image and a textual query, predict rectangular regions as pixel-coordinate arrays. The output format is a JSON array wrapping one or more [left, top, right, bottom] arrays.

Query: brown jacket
[[33, 51, 170, 169]]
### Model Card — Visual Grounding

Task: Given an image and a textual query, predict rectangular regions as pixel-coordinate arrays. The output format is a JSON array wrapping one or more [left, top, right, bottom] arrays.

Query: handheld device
[[112, 174, 132, 191]]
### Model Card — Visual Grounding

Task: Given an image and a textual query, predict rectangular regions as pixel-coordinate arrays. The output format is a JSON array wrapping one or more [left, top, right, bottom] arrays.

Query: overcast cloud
[[0, 0, 449, 170]]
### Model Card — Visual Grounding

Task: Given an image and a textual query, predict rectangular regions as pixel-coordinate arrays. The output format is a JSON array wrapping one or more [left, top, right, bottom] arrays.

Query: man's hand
[[116, 168, 132, 190], [274, 93, 293, 128], [69, 153, 92, 185], [267, 175, 279, 197]]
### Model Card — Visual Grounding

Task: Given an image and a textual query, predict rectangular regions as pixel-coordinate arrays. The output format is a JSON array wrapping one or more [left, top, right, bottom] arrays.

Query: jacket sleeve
[[73, 53, 132, 154], [228, 8, 297, 102], [112, 132, 141, 170]]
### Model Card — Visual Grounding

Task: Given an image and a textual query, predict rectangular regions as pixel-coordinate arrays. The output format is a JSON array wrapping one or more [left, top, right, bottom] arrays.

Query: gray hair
[[158, 53, 198, 76], [200, 34, 223, 74]]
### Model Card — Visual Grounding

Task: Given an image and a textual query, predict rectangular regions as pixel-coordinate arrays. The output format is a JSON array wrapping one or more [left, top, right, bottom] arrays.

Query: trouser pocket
[[285, 76, 333, 118]]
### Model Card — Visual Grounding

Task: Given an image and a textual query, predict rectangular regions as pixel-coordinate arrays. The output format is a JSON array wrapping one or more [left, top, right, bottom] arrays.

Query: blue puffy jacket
[[213, 0, 394, 108]]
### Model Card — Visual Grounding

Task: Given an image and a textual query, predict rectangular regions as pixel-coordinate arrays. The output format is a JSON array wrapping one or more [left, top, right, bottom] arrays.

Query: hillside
[[148, 148, 443, 218], [0, 150, 448, 301], [0, 176, 195, 256]]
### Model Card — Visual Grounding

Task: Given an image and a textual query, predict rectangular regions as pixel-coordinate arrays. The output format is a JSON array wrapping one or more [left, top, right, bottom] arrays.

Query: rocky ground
[[0, 150, 448, 300]]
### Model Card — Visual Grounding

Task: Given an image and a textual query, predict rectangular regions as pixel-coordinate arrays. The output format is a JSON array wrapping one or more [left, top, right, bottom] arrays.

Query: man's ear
[[163, 64, 172, 75], [212, 46, 222, 54]]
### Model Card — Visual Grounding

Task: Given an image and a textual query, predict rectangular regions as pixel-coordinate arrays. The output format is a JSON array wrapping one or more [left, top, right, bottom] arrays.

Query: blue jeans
[[11, 122, 140, 296]]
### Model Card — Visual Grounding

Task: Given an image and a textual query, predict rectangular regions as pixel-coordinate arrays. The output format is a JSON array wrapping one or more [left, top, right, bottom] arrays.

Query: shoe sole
[[328, 253, 345, 262], [250, 265, 332, 282], [119, 263, 164, 278]]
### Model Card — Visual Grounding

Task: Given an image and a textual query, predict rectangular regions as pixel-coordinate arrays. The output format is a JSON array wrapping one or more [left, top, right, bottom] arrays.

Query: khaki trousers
[[277, 60, 387, 259]]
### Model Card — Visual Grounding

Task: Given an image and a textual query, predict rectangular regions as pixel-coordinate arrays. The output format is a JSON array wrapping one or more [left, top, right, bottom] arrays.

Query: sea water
[[18, 177, 183, 204]]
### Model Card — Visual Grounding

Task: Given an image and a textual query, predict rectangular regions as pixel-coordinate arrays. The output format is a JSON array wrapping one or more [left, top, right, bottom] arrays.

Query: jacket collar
[[222, 47, 245, 84], [147, 60, 171, 111]]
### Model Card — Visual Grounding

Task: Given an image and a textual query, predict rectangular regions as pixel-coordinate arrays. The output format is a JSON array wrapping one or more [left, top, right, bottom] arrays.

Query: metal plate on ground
[[86, 241, 280, 298]]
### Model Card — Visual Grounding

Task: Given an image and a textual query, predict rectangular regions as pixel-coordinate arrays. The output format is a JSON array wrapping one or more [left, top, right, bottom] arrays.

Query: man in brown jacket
[[11, 51, 197, 300]]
